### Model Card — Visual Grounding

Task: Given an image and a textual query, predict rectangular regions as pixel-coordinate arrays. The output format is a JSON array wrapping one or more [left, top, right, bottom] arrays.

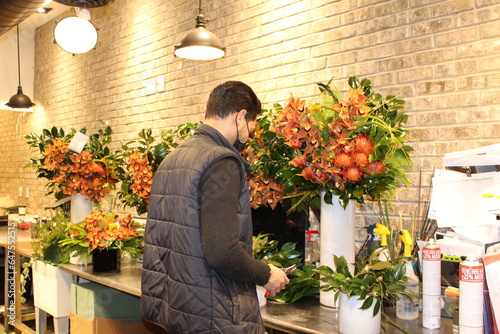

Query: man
[[141, 81, 289, 333]]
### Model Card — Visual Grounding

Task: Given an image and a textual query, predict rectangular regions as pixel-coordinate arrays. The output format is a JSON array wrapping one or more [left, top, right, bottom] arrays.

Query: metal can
[[422, 238, 441, 329], [459, 254, 484, 333]]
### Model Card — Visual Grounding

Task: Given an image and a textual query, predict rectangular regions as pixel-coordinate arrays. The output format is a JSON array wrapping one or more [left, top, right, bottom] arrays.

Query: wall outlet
[[18, 186, 23, 197]]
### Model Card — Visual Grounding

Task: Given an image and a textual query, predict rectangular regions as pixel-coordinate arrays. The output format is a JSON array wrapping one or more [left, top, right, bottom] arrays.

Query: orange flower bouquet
[[117, 124, 198, 215], [25, 125, 120, 202], [243, 77, 413, 213], [59, 210, 144, 261]]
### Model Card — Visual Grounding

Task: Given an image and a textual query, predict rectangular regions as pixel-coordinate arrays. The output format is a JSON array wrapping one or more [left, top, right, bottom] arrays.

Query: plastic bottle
[[305, 224, 320, 266], [396, 230, 419, 320], [396, 260, 420, 320], [305, 208, 320, 266]]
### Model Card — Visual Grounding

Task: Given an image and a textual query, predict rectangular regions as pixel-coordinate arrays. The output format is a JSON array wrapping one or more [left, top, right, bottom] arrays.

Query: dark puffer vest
[[141, 125, 265, 334]]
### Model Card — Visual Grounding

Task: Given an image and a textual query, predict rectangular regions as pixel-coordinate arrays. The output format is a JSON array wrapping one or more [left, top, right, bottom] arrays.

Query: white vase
[[32, 260, 72, 317], [70, 193, 92, 224], [320, 193, 355, 308], [69, 251, 92, 265], [339, 293, 381, 334]]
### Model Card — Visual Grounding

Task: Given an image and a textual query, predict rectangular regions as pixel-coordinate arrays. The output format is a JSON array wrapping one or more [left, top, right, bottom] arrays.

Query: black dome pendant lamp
[[174, 0, 226, 61], [6, 25, 35, 109]]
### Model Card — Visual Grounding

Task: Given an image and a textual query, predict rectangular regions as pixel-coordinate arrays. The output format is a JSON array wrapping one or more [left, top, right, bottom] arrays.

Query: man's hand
[[263, 264, 290, 296]]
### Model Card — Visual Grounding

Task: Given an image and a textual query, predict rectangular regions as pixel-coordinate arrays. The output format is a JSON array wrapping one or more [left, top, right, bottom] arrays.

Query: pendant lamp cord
[[16, 25, 21, 87]]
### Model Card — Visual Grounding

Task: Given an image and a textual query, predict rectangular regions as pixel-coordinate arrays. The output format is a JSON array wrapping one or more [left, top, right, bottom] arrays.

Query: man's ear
[[235, 109, 248, 123]]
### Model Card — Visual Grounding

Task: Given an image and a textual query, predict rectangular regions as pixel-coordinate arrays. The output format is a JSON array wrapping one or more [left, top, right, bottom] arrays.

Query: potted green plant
[[31, 212, 71, 265], [30, 212, 73, 322], [315, 247, 415, 334]]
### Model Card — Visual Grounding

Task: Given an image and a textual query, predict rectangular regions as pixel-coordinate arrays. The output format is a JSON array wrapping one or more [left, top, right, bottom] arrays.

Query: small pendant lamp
[[6, 25, 35, 109], [174, 0, 226, 61]]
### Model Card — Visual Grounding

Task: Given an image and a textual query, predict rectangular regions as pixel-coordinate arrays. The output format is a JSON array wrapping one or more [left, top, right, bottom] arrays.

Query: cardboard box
[[71, 281, 141, 319], [69, 312, 159, 334]]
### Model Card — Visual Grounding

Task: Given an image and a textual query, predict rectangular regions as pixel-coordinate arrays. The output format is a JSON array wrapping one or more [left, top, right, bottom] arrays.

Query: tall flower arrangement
[[25, 125, 120, 202], [243, 77, 413, 212], [117, 123, 199, 214]]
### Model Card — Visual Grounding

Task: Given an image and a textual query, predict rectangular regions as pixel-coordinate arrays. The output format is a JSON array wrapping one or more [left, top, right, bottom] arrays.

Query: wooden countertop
[[0, 226, 34, 257]]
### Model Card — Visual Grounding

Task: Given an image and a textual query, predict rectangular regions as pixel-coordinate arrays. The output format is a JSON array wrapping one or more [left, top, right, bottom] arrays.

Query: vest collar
[[195, 124, 252, 173]]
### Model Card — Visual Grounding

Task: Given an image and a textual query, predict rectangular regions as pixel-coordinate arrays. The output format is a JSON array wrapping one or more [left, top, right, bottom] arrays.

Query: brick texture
[[1, 0, 499, 242]]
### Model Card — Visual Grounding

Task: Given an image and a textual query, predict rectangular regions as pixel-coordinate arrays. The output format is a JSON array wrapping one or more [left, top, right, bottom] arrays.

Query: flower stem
[[382, 311, 410, 334]]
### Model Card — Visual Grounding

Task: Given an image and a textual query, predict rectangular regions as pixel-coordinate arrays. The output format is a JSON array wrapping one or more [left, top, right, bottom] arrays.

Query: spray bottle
[[305, 207, 320, 266], [373, 223, 391, 261], [396, 230, 420, 320]]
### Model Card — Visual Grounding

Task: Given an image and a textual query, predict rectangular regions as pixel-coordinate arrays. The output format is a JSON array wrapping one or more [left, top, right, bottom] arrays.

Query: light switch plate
[[146, 78, 156, 95], [157, 75, 165, 92]]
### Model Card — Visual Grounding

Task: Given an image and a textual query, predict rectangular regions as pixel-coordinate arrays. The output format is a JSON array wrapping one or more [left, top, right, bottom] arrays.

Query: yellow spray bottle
[[373, 223, 391, 261], [396, 229, 420, 320]]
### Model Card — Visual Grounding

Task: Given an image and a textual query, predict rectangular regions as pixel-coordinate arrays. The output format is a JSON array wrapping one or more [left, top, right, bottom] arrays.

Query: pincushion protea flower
[[242, 76, 413, 212]]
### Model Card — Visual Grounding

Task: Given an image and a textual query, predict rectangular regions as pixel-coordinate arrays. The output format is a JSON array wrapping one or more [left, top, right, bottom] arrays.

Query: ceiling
[[1, 0, 51, 37], [0, 0, 110, 40]]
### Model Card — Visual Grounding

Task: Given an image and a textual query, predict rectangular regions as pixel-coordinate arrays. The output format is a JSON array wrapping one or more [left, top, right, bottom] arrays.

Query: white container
[[256, 286, 267, 307], [396, 261, 419, 320], [396, 278, 420, 320], [320, 193, 355, 308], [339, 293, 381, 334], [32, 260, 72, 317], [69, 251, 92, 265], [70, 193, 92, 224]]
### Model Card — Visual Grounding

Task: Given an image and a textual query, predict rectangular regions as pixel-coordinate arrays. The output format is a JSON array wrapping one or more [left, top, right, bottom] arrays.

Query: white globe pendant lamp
[[54, 8, 98, 55]]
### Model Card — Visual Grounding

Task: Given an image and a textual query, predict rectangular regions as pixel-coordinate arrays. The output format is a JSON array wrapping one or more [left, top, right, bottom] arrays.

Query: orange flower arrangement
[[243, 77, 413, 212], [117, 125, 198, 215], [60, 211, 144, 260], [25, 125, 120, 203], [127, 150, 153, 203], [272, 96, 388, 191]]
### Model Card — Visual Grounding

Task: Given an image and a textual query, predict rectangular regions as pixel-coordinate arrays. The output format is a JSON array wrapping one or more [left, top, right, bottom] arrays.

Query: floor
[[0, 300, 56, 334]]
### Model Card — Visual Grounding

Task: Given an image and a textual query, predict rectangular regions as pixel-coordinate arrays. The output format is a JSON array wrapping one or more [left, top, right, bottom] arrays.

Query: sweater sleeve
[[200, 157, 270, 286]]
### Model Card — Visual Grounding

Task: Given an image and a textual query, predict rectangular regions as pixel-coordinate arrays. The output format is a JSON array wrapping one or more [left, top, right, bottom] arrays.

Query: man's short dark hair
[[205, 81, 261, 121]]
